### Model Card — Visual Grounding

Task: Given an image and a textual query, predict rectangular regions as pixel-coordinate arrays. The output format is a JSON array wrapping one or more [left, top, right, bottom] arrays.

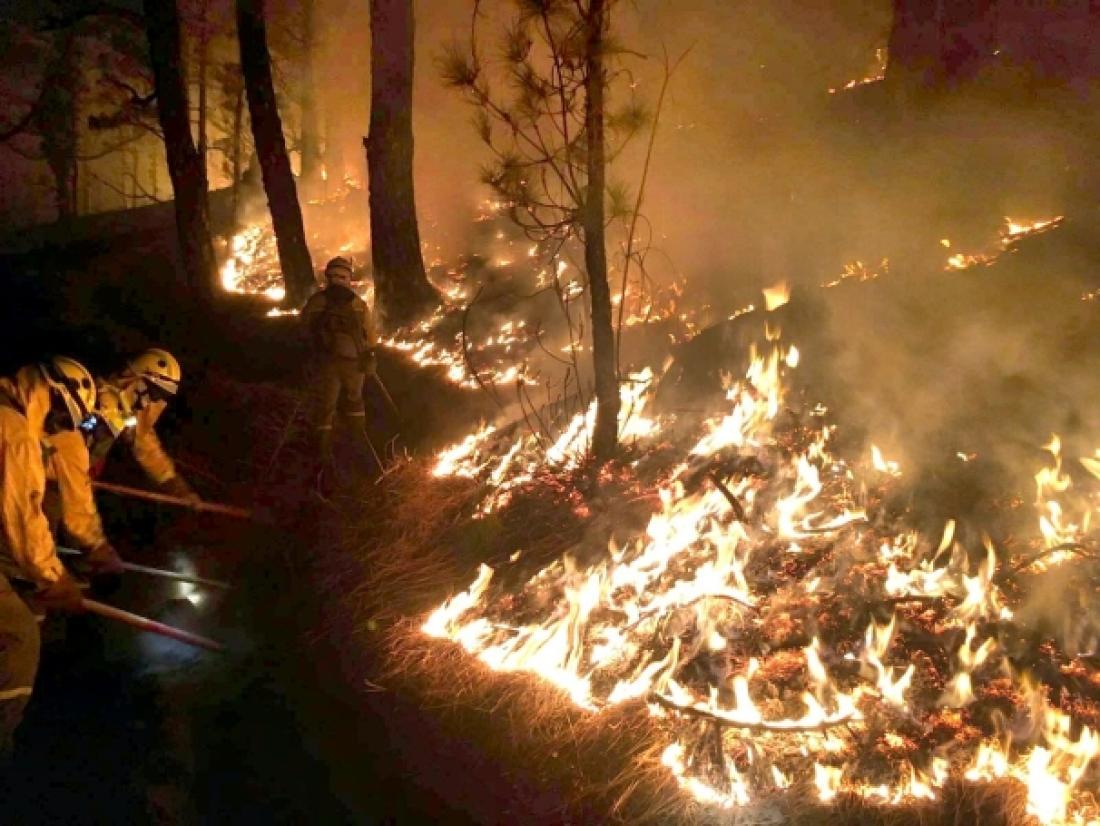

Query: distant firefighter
[[300, 256, 379, 496], [0, 357, 93, 756]]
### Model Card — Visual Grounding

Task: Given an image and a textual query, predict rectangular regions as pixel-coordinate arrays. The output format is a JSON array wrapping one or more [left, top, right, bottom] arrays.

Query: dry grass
[[311, 460, 1051, 826]]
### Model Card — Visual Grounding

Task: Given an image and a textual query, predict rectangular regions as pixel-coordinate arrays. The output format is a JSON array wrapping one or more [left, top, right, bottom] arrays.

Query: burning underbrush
[[214, 185, 1100, 821], [343, 308, 1100, 825]]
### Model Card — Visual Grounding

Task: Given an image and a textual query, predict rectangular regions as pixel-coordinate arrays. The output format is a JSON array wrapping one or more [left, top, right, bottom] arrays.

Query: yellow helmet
[[39, 356, 97, 430], [127, 348, 181, 396], [95, 383, 135, 437]]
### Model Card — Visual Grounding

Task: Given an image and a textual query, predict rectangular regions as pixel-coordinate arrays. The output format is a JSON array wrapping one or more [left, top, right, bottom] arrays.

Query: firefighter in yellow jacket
[[43, 384, 132, 579], [300, 257, 379, 493], [107, 348, 197, 502], [0, 357, 92, 757]]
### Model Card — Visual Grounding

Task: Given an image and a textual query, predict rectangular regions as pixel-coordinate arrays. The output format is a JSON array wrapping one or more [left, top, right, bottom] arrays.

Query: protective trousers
[[0, 572, 38, 762], [313, 358, 370, 470]]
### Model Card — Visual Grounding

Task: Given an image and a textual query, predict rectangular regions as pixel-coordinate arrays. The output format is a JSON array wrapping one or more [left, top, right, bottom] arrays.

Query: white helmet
[[39, 356, 97, 430], [128, 348, 181, 396], [95, 383, 135, 438]]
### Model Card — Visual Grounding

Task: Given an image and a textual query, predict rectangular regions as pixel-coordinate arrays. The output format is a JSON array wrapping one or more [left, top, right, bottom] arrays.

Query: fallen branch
[[875, 595, 949, 608], [707, 472, 746, 522], [649, 692, 855, 732], [1010, 542, 1097, 573]]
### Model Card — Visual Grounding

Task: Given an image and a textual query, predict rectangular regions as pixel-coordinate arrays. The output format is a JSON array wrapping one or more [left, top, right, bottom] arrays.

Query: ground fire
[[209, 195, 1100, 821], [416, 285, 1100, 823], [4, 0, 1100, 821]]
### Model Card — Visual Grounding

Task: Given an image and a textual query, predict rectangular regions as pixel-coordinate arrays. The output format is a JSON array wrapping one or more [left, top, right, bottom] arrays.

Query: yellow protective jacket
[[300, 284, 378, 359], [113, 374, 177, 485], [0, 367, 64, 585], [45, 430, 106, 550]]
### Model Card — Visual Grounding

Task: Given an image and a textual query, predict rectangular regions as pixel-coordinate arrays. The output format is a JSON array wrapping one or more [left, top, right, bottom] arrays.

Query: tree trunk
[[367, 0, 437, 330], [236, 0, 315, 305], [143, 0, 218, 302], [40, 32, 79, 221], [583, 0, 619, 462], [298, 0, 322, 191], [230, 75, 244, 226], [197, 0, 209, 164], [324, 102, 342, 193]]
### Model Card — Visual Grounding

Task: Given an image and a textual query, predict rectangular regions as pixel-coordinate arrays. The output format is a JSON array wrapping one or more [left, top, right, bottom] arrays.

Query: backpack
[[312, 286, 366, 359]]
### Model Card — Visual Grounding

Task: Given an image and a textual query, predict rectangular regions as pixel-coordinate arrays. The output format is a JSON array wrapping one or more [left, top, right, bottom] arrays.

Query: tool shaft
[[83, 599, 225, 652], [93, 481, 253, 519]]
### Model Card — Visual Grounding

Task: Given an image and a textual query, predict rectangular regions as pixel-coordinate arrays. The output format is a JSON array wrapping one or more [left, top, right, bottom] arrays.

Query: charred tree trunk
[[298, 0, 322, 190], [584, 0, 619, 461], [367, 0, 437, 330], [236, 0, 315, 304], [143, 0, 218, 302]]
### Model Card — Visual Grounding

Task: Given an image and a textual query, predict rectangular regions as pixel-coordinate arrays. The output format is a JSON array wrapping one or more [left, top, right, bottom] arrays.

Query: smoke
[[304, 0, 1100, 477]]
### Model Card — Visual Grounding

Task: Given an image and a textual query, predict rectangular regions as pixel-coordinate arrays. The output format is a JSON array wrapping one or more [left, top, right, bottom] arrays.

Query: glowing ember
[[823, 258, 889, 289], [827, 47, 888, 95]]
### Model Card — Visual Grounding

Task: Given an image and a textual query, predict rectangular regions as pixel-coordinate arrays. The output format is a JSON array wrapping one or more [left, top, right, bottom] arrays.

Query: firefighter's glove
[[35, 572, 86, 614], [359, 349, 378, 376], [161, 475, 201, 504], [86, 542, 125, 577]]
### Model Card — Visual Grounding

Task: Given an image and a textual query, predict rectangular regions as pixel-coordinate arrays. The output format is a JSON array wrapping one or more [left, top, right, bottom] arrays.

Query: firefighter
[[0, 357, 93, 757], [108, 348, 198, 503], [300, 256, 379, 493], [43, 384, 132, 580]]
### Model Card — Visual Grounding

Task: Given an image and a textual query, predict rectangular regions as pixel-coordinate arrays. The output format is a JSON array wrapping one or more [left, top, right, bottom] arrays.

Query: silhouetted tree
[[143, 0, 218, 301], [38, 31, 80, 219], [298, 0, 322, 189], [236, 0, 314, 304], [367, 0, 437, 329]]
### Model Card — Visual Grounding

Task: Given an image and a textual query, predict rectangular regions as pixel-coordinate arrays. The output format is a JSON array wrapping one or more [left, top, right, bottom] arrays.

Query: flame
[[762, 281, 791, 312], [946, 215, 1064, 272], [827, 47, 888, 94], [421, 323, 1100, 821]]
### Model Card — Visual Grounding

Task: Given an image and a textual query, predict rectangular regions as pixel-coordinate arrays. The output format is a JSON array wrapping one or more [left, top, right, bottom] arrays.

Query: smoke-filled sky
[[316, 0, 893, 274]]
